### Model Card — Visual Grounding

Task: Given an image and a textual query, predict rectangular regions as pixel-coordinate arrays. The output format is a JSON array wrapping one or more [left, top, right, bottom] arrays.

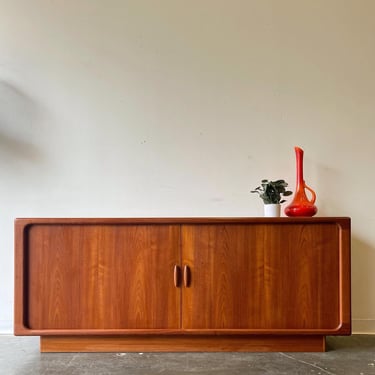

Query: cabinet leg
[[40, 335, 326, 353]]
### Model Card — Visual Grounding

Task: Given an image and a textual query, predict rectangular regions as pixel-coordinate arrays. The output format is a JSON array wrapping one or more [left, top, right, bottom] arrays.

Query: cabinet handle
[[173, 265, 181, 287], [183, 265, 191, 288]]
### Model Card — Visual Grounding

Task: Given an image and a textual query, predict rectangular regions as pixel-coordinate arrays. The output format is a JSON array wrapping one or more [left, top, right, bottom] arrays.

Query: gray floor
[[1, 335, 375, 375]]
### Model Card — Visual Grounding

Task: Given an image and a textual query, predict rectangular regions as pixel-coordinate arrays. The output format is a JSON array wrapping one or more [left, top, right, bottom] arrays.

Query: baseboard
[[352, 319, 375, 334], [0, 320, 12, 335]]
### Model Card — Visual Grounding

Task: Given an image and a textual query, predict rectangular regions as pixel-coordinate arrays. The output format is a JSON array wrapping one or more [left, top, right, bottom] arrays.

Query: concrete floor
[[1, 335, 375, 375]]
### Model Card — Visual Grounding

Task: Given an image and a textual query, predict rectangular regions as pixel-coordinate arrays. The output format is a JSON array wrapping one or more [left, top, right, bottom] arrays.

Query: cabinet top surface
[[15, 217, 350, 225]]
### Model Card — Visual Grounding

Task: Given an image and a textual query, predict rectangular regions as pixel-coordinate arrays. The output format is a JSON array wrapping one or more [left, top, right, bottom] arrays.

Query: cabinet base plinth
[[40, 335, 326, 353]]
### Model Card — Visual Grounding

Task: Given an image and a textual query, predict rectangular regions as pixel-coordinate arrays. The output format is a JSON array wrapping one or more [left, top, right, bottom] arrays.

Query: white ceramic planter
[[264, 204, 281, 217]]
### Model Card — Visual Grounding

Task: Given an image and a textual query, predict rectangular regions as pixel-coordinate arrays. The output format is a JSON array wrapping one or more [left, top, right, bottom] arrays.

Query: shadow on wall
[[0, 80, 42, 164], [313, 160, 342, 216]]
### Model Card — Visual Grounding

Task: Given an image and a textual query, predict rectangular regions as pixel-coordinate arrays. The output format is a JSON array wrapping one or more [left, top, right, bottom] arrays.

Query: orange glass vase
[[284, 146, 317, 217]]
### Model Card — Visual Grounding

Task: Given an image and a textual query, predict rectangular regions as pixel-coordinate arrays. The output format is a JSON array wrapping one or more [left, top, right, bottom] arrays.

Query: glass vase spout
[[284, 146, 317, 217]]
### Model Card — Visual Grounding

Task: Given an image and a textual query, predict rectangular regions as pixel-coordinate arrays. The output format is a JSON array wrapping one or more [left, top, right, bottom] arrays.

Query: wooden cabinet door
[[182, 223, 343, 331], [25, 224, 180, 330]]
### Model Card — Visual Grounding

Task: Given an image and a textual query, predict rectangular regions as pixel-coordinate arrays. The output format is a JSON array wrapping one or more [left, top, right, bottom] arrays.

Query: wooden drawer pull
[[173, 265, 181, 287], [183, 265, 191, 288]]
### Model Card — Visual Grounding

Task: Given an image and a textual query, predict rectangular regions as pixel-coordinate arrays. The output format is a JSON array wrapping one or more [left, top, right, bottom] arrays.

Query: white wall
[[0, 0, 374, 333]]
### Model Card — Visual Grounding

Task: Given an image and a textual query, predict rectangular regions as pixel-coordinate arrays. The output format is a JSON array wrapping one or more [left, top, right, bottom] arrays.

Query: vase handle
[[304, 184, 316, 204]]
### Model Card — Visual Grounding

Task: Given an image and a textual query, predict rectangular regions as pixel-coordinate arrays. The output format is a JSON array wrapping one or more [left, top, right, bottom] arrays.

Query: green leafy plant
[[251, 179, 293, 204]]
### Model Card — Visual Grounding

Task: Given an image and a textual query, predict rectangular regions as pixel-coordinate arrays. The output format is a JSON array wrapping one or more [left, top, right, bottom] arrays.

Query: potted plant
[[251, 179, 293, 217]]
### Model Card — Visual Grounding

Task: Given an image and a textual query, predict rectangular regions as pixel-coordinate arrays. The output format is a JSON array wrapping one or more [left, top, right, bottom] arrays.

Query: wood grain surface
[[25, 224, 180, 330], [181, 223, 343, 330], [40, 335, 326, 352], [14, 217, 350, 350]]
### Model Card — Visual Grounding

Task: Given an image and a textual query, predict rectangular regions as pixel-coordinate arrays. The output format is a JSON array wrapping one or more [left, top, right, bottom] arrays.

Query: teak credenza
[[14, 217, 351, 352]]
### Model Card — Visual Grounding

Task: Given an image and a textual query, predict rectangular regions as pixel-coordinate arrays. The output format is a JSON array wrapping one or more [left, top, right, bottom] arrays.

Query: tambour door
[[24, 224, 180, 331], [181, 223, 346, 332]]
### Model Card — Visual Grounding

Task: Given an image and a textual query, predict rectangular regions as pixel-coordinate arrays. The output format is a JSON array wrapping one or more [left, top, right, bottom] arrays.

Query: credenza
[[14, 217, 351, 352]]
